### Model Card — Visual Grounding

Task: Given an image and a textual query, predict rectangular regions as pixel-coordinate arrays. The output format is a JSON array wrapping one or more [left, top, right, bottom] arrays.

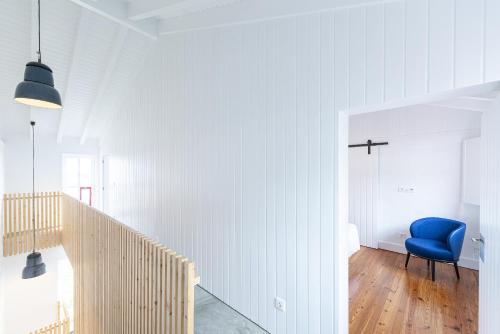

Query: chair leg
[[427, 259, 430, 267], [405, 253, 411, 268], [431, 260, 436, 281], [454, 262, 460, 280]]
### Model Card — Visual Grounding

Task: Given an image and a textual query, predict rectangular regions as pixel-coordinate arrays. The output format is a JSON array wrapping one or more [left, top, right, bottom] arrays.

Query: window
[[62, 154, 96, 206]]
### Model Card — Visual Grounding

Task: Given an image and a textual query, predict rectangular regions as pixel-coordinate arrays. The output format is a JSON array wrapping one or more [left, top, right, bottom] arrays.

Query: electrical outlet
[[399, 232, 408, 239], [274, 297, 286, 312]]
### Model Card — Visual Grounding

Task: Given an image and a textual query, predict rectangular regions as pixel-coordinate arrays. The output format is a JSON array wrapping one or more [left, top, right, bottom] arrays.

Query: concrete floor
[[195, 286, 269, 334]]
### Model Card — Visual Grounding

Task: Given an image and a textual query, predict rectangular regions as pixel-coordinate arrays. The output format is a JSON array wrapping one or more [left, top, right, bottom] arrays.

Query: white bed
[[347, 223, 361, 257]]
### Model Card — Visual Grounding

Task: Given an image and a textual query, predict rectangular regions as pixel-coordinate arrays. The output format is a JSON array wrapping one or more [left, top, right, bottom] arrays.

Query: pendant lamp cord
[[31, 121, 36, 253], [37, 0, 41, 62]]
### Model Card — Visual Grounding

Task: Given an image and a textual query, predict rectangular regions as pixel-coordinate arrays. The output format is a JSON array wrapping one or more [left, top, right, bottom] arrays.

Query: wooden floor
[[349, 247, 478, 334]]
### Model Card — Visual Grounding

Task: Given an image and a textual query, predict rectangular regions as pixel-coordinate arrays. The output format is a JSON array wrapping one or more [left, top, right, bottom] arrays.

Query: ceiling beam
[[128, 0, 188, 21], [158, 0, 383, 35], [80, 26, 128, 144], [67, 0, 158, 39]]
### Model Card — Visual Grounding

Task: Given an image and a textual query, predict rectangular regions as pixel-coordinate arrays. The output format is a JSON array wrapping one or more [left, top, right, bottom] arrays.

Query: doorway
[[62, 154, 97, 207], [340, 83, 499, 333]]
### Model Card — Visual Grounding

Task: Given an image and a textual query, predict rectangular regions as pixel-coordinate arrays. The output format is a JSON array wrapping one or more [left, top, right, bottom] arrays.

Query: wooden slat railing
[[3, 192, 61, 257], [61, 193, 197, 334], [29, 302, 70, 334], [2, 192, 198, 333]]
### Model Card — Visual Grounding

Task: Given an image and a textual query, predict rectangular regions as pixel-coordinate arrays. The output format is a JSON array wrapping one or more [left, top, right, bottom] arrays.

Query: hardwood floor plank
[[349, 247, 478, 334]]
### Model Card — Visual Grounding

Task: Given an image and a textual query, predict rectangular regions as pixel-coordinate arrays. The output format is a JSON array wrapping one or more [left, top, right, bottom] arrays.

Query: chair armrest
[[447, 226, 466, 261]]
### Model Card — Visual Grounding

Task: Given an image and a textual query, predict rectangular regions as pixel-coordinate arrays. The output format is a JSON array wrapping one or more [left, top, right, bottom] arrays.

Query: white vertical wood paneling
[[295, 15, 311, 334], [241, 23, 258, 319], [455, 0, 484, 87], [405, 0, 428, 97], [384, 1, 405, 101], [349, 7, 366, 108], [484, 0, 500, 82], [319, 11, 335, 334], [365, 4, 384, 105], [273, 19, 292, 334], [428, 0, 455, 92], [479, 95, 500, 334], [334, 9, 349, 112], [264, 21, 278, 333], [97, 1, 500, 333]]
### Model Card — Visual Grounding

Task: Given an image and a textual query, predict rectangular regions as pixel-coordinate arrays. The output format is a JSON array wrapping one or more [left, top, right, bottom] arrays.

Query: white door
[[348, 146, 379, 248], [479, 95, 500, 333]]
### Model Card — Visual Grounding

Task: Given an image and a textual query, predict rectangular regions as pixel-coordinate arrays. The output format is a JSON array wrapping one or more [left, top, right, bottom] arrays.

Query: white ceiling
[[127, 0, 243, 20], [64, 0, 384, 37], [0, 0, 268, 143], [0, 0, 152, 142]]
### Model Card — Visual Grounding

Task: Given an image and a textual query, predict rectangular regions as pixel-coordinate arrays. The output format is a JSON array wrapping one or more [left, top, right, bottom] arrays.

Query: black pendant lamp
[[14, 0, 62, 109], [22, 121, 46, 279]]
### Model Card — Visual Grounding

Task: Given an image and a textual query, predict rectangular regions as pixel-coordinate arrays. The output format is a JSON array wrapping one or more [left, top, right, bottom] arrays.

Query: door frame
[[335, 81, 500, 333], [101, 155, 109, 212], [478, 93, 500, 333]]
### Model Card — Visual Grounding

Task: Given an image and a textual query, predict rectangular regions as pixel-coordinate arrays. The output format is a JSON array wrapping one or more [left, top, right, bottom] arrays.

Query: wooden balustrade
[[2, 192, 198, 334], [2, 192, 61, 257], [61, 193, 197, 334], [29, 302, 70, 334]]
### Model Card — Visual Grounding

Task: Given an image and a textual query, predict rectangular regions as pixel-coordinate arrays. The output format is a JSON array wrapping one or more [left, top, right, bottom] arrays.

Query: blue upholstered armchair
[[405, 217, 466, 281]]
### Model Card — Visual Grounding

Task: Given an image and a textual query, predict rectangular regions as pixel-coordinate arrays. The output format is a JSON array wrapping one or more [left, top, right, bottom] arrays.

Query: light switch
[[398, 186, 415, 193]]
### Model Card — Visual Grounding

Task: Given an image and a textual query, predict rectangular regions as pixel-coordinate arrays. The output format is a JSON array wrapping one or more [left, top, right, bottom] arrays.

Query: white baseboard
[[378, 241, 406, 254], [378, 240, 479, 271]]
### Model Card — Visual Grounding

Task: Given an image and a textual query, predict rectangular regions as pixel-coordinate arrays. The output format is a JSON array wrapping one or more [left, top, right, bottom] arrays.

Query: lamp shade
[[14, 61, 62, 109], [22, 251, 46, 279]]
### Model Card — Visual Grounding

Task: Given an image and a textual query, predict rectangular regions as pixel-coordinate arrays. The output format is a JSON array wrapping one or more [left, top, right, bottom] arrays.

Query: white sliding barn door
[[348, 147, 379, 248], [479, 95, 500, 333]]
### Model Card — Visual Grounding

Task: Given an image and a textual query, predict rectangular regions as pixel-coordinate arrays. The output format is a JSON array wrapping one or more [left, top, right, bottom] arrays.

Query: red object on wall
[[80, 187, 92, 206]]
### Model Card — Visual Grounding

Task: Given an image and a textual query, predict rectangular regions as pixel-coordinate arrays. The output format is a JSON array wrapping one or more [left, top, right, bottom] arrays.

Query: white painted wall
[[349, 105, 481, 269], [463, 137, 481, 206], [3, 134, 99, 201], [97, 0, 500, 332]]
